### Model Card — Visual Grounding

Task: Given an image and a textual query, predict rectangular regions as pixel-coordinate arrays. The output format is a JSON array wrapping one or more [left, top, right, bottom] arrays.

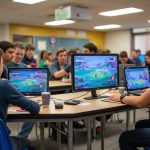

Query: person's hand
[[143, 88, 149, 92], [108, 93, 121, 102]]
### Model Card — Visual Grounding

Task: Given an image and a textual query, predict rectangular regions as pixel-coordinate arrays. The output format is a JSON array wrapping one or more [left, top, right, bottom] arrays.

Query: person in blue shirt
[[49, 48, 71, 80], [131, 50, 142, 66], [0, 48, 40, 150], [6, 42, 36, 140], [7, 42, 27, 68]]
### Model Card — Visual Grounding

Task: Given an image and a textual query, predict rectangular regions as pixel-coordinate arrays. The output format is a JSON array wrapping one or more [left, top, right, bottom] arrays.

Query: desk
[[49, 80, 72, 90], [8, 90, 132, 150]]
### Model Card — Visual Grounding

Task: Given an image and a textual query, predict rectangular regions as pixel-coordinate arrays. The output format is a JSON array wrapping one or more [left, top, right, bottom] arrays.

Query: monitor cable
[[97, 88, 112, 97]]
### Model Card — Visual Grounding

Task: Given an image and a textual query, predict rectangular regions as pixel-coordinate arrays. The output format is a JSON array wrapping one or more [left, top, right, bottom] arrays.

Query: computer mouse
[[55, 102, 64, 109]]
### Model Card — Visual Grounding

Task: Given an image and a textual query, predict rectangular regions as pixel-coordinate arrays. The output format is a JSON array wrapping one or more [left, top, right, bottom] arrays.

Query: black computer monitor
[[124, 66, 150, 91], [119, 64, 136, 86], [8, 68, 49, 96], [71, 54, 119, 100]]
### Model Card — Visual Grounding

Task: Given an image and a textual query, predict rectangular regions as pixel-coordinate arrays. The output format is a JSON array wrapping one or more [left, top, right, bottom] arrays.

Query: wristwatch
[[120, 94, 127, 104]]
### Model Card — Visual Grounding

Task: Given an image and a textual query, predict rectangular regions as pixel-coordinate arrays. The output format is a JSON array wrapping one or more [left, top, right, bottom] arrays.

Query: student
[[7, 42, 27, 68], [0, 48, 40, 150], [75, 47, 81, 53], [47, 51, 54, 66], [82, 42, 112, 132], [6, 42, 35, 139], [109, 89, 150, 150], [83, 42, 98, 54], [49, 48, 71, 80], [145, 51, 150, 71], [119, 51, 135, 64], [22, 44, 36, 68], [0, 41, 15, 78], [39, 50, 49, 68], [131, 50, 142, 66]]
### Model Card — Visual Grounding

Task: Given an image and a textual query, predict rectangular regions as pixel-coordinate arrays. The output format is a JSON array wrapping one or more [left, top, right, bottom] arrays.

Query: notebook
[[124, 66, 150, 95]]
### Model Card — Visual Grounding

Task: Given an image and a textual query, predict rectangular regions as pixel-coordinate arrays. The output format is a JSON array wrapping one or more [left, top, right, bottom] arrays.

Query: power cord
[[97, 89, 112, 97], [51, 92, 89, 102]]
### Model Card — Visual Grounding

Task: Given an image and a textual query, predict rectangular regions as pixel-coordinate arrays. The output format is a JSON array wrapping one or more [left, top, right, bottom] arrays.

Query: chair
[[0, 119, 13, 150]]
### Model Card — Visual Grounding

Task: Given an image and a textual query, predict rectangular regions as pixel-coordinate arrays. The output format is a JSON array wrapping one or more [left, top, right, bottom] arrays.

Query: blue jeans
[[119, 119, 150, 150], [18, 122, 35, 138], [11, 136, 30, 150]]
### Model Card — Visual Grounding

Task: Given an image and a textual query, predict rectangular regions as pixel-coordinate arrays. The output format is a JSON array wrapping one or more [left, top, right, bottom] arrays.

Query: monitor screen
[[124, 67, 150, 91], [72, 54, 119, 93], [119, 64, 136, 86], [8, 68, 49, 95]]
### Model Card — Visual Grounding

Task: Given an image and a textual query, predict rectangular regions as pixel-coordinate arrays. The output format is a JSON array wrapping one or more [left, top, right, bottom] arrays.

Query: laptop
[[8, 68, 49, 96], [119, 64, 135, 86], [124, 66, 150, 95]]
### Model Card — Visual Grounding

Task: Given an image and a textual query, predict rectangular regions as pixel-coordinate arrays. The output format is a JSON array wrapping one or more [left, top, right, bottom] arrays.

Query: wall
[[0, 24, 9, 41], [9, 24, 105, 49], [105, 29, 131, 55]]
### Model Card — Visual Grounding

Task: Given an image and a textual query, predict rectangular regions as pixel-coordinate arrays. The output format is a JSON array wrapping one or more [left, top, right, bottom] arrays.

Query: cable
[[51, 92, 89, 102], [65, 92, 89, 101], [97, 89, 112, 97]]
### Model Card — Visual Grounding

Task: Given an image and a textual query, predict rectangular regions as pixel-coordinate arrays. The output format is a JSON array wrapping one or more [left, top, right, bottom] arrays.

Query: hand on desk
[[108, 93, 121, 102]]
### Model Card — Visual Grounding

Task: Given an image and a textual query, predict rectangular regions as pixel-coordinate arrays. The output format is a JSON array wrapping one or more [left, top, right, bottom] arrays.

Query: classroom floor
[[8, 108, 148, 150]]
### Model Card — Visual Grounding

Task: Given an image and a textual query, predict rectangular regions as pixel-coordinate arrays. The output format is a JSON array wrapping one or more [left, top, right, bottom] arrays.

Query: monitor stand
[[84, 89, 108, 100]]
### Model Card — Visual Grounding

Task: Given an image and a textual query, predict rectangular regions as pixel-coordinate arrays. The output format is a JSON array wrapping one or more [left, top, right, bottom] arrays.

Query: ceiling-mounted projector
[[55, 5, 92, 21]]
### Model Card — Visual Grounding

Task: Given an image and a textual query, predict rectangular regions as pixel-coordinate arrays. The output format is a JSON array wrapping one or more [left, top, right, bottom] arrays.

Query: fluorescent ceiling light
[[99, 7, 143, 16], [12, 0, 46, 4], [94, 24, 122, 30], [147, 20, 150, 23], [44, 20, 75, 26]]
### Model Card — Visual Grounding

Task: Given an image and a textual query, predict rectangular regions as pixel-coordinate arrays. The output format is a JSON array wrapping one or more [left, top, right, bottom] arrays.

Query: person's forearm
[[122, 96, 145, 108], [53, 70, 68, 78]]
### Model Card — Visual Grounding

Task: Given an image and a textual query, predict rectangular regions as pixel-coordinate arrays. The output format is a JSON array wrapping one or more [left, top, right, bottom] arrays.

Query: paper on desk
[[8, 109, 29, 113], [8, 109, 43, 113], [79, 103, 91, 106]]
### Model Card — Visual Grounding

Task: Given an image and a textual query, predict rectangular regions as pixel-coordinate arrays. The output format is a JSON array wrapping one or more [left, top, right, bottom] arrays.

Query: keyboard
[[101, 98, 121, 103], [128, 90, 144, 96], [64, 100, 81, 105]]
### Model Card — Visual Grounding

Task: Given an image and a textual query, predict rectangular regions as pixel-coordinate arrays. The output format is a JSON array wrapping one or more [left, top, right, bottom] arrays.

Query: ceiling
[[0, 0, 150, 31]]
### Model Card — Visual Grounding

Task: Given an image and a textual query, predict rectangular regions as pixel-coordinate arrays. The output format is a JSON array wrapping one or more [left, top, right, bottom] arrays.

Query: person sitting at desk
[[83, 42, 112, 132], [7, 42, 27, 68], [6, 42, 36, 140], [22, 44, 36, 68], [145, 51, 150, 73], [0, 48, 40, 150], [109, 89, 150, 150], [83, 42, 98, 54], [131, 50, 142, 66], [49, 47, 71, 81], [119, 51, 135, 64], [0, 41, 15, 78]]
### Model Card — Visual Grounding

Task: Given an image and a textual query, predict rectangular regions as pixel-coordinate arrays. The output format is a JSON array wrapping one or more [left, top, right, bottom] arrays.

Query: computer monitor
[[119, 64, 136, 86], [124, 66, 150, 91], [71, 54, 119, 100], [8, 68, 49, 96], [138, 54, 145, 65]]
